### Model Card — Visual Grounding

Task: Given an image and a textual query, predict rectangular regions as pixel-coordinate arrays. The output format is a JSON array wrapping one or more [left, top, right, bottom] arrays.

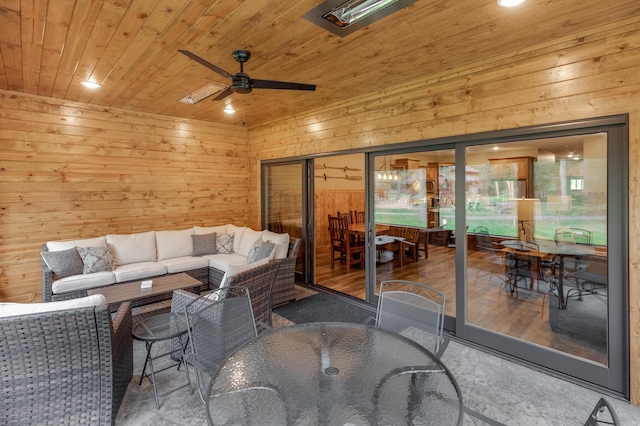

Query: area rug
[[273, 291, 376, 325]]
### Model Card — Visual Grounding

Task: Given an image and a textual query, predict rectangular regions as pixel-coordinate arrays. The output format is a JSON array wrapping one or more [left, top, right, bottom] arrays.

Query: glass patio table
[[206, 322, 463, 425]]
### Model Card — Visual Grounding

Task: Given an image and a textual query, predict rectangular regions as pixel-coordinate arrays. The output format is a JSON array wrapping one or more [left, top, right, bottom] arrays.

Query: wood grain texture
[[248, 18, 640, 404], [0, 90, 249, 302]]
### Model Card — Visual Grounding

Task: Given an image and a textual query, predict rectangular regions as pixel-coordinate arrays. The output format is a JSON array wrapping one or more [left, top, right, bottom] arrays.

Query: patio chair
[[584, 397, 620, 425], [0, 301, 133, 425], [182, 286, 258, 403], [226, 261, 280, 334], [376, 280, 447, 358], [473, 226, 507, 286]]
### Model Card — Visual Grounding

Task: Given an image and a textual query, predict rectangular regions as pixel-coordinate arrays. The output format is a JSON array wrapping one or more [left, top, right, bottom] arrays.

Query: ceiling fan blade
[[213, 86, 234, 100], [252, 79, 316, 91], [178, 50, 233, 79]]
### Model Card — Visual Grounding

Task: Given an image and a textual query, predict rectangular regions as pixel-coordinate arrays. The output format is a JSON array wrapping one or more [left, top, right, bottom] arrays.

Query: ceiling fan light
[[223, 106, 235, 114], [81, 81, 101, 89], [497, 0, 526, 7]]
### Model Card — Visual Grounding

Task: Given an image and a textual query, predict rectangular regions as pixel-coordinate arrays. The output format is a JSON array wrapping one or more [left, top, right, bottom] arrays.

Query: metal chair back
[[376, 280, 447, 357], [184, 286, 258, 402]]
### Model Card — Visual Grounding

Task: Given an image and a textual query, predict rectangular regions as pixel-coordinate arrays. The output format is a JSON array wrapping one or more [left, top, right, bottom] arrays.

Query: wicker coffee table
[[87, 273, 201, 305]]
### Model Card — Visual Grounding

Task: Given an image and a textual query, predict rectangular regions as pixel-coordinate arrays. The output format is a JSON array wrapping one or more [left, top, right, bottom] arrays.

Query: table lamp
[[517, 198, 539, 242]]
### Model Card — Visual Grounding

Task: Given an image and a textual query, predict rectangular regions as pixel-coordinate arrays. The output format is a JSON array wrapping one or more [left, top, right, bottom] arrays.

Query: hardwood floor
[[314, 243, 607, 365]]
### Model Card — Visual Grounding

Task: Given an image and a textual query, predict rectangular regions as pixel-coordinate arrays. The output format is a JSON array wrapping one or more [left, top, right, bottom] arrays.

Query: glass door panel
[[465, 134, 609, 366], [263, 162, 307, 281], [372, 151, 456, 319]]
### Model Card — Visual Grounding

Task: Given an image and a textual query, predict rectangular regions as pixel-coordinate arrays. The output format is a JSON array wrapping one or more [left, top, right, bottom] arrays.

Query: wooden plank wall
[[315, 190, 365, 247], [0, 90, 249, 302], [248, 18, 640, 403]]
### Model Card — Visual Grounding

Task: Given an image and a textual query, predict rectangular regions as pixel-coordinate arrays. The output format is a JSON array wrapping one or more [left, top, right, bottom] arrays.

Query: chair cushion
[[237, 228, 264, 256], [46, 236, 107, 251], [106, 231, 157, 266], [0, 294, 106, 318], [51, 271, 116, 294], [155, 229, 194, 260], [194, 225, 227, 235], [158, 256, 209, 274], [76, 246, 115, 274], [262, 231, 290, 259], [192, 233, 217, 256], [227, 224, 247, 253], [41, 248, 84, 278], [113, 262, 167, 283], [203, 253, 248, 271]]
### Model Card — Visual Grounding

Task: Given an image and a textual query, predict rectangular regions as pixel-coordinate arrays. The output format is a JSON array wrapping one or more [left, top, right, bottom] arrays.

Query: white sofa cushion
[[262, 231, 290, 259], [106, 231, 156, 266], [155, 229, 194, 261], [237, 228, 264, 256], [113, 262, 167, 283], [51, 271, 116, 294], [220, 257, 270, 288], [158, 256, 209, 274], [194, 225, 227, 235], [227, 224, 247, 253], [203, 253, 248, 271], [0, 294, 107, 318], [46, 236, 107, 252]]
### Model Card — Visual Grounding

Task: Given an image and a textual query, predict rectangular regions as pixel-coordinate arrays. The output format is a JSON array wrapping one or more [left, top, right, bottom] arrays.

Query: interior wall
[[0, 90, 249, 302], [247, 18, 640, 403]]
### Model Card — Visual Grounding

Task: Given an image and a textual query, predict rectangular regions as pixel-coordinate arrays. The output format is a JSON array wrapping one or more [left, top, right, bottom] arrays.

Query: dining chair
[[376, 280, 447, 358], [401, 227, 421, 264], [473, 226, 507, 286], [353, 210, 365, 224], [328, 215, 364, 273], [182, 286, 258, 403], [553, 227, 595, 305]]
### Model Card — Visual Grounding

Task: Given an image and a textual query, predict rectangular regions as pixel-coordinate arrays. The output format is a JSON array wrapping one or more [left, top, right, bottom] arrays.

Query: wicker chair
[[0, 302, 133, 426]]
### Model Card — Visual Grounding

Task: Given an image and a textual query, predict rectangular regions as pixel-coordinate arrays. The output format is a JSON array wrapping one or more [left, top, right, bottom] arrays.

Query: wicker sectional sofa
[[41, 224, 300, 308]]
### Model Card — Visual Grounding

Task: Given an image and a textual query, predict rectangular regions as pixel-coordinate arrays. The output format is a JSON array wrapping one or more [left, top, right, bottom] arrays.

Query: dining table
[[205, 322, 463, 425], [500, 240, 599, 308]]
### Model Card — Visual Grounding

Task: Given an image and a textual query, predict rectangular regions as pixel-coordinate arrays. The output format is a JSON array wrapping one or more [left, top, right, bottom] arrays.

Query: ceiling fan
[[178, 49, 317, 101]]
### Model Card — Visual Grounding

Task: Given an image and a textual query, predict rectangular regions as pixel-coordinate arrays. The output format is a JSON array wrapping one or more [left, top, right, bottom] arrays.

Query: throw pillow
[[254, 241, 275, 263], [246, 238, 263, 263], [41, 247, 84, 279], [192, 233, 217, 256], [216, 233, 234, 254], [76, 246, 115, 274]]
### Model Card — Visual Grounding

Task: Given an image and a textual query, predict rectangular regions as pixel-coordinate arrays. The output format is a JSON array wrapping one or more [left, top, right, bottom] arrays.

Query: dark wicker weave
[[207, 237, 301, 307], [41, 244, 208, 305], [226, 261, 279, 334], [271, 237, 301, 307], [0, 302, 133, 426]]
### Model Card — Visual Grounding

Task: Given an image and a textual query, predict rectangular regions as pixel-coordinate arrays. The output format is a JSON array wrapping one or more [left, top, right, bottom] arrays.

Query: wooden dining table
[[347, 222, 390, 237]]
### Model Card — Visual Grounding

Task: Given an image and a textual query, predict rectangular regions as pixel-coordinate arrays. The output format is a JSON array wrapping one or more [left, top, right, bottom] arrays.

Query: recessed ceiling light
[[81, 81, 101, 89], [497, 0, 526, 7], [223, 106, 235, 114], [492, 146, 500, 151]]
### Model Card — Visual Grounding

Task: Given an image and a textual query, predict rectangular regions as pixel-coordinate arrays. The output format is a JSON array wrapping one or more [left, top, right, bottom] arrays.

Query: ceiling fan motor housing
[[231, 72, 252, 94]]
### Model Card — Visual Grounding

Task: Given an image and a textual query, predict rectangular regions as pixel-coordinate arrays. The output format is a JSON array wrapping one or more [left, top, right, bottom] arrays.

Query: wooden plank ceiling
[[1, 0, 639, 127]]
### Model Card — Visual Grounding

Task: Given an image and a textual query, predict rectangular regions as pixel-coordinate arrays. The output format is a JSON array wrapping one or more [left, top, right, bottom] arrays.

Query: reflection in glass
[[373, 151, 456, 318], [465, 134, 608, 365]]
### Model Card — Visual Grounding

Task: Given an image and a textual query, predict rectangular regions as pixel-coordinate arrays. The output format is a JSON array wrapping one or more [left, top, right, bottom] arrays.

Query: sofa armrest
[[270, 237, 301, 307], [41, 244, 54, 302], [110, 302, 133, 422]]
